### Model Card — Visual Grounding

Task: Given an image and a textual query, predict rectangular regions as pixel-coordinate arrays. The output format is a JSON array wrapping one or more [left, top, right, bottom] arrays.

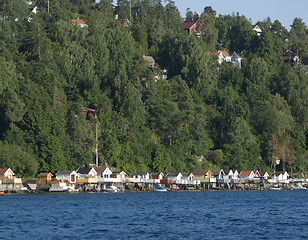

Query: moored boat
[[105, 185, 119, 193], [154, 186, 167, 192]]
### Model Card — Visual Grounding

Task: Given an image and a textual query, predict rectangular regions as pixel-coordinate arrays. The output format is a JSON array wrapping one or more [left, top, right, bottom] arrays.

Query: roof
[[77, 168, 93, 174], [0, 168, 9, 175], [182, 173, 193, 177], [56, 170, 74, 176], [95, 167, 107, 175], [207, 52, 220, 56], [167, 173, 179, 177], [240, 170, 253, 177], [220, 51, 231, 58], [210, 169, 221, 176], [72, 19, 87, 25], [38, 172, 52, 177], [151, 172, 163, 177], [180, 21, 196, 30], [143, 56, 155, 64], [192, 169, 207, 176]]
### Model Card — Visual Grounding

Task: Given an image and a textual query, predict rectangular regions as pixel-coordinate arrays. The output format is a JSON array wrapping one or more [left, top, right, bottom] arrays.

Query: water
[[1, 191, 308, 239]]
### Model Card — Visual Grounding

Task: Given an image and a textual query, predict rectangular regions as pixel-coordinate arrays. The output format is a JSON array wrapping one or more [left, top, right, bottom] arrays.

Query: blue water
[[1, 191, 308, 239]]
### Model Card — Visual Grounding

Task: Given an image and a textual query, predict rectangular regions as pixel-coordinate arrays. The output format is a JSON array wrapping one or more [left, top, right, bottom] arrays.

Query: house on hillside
[[143, 55, 155, 70], [56, 170, 78, 184], [253, 24, 262, 36], [230, 51, 242, 68], [180, 20, 203, 36], [208, 51, 242, 68], [72, 18, 88, 28]]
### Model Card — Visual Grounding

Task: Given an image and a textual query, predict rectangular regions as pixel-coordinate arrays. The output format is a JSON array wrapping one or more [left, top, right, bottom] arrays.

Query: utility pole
[[130, 0, 132, 27], [95, 114, 98, 167]]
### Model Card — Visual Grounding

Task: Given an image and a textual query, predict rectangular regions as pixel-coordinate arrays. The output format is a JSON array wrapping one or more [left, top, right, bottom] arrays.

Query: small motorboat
[[154, 186, 167, 192], [105, 186, 119, 193]]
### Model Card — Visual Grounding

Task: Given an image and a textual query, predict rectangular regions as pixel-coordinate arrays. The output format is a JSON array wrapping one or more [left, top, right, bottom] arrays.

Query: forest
[[0, 0, 307, 177]]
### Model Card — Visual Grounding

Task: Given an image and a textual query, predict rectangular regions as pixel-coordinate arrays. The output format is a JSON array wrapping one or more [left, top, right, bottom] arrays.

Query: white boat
[[105, 186, 119, 193], [268, 187, 282, 191], [154, 186, 167, 192], [290, 185, 307, 190]]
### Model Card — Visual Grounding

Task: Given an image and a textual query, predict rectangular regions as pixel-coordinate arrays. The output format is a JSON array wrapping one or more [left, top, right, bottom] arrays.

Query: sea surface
[[1, 190, 307, 239]]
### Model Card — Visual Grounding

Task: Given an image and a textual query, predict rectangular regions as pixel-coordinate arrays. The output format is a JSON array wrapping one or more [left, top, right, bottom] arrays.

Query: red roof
[[210, 169, 221, 176], [180, 21, 197, 30], [220, 50, 231, 57], [207, 52, 220, 56], [0, 168, 9, 174], [95, 167, 107, 174], [72, 19, 87, 25], [240, 170, 253, 177]]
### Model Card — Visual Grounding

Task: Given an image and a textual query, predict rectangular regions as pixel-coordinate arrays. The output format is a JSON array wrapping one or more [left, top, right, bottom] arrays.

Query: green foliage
[[0, 0, 307, 176]]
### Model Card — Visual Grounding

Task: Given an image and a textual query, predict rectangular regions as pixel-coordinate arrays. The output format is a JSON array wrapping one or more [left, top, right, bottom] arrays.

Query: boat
[[105, 185, 119, 193], [290, 185, 308, 190], [154, 186, 167, 192], [268, 187, 282, 191]]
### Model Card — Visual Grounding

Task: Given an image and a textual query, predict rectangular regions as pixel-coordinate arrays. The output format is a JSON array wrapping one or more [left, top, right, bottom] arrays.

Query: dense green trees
[[0, 0, 307, 177]]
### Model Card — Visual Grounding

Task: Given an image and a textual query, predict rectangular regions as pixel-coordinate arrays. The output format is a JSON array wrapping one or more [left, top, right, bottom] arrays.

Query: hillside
[[0, 0, 307, 177]]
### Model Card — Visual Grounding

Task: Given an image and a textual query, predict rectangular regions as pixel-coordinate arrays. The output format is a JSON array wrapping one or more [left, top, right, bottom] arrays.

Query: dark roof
[[77, 168, 92, 174], [182, 173, 193, 177], [180, 21, 196, 30], [95, 167, 107, 174], [210, 169, 221, 176], [38, 172, 52, 177], [167, 173, 181, 177], [192, 169, 207, 176], [151, 172, 163, 177]]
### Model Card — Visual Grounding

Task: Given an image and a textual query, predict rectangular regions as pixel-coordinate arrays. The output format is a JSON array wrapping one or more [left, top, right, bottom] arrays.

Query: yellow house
[[37, 172, 53, 184]]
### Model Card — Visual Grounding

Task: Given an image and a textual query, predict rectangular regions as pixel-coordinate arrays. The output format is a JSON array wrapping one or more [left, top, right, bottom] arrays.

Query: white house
[[151, 172, 164, 180], [263, 172, 269, 180], [132, 172, 150, 183], [77, 167, 97, 179], [239, 170, 255, 180], [230, 51, 242, 68], [111, 171, 126, 181], [182, 173, 194, 181], [0, 168, 15, 183], [167, 173, 183, 183], [56, 170, 78, 184], [253, 24, 262, 36]]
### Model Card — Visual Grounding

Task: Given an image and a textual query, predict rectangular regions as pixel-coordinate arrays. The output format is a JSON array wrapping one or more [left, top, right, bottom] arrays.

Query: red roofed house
[[239, 170, 255, 180], [95, 166, 112, 179], [72, 19, 88, 28], [180, 20, 202, 36], [208, 51, 241, 68], [151, 172, 164, 180]]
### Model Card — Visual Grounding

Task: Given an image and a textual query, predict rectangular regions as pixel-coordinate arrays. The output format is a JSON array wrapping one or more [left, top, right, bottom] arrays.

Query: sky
[[172, 0, 308, 30]]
